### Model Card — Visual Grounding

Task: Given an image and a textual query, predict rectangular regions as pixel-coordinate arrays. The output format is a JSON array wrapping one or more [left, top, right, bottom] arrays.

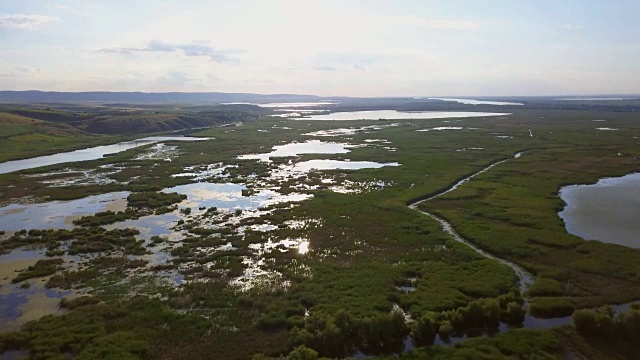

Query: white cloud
[[56, 4, 92, 17], [564, 24, 583, 31], [311, 53, 383, 71], [382, 15, 479, 30], [99, 41, 242, 62], [0, 14, 59, 30]]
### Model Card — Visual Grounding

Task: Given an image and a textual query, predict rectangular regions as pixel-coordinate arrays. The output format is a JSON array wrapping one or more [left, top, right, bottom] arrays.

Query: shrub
[[413, 314, 437, 346], [288, 345, 319, 360], [438, 320, 453, 339], [505, 301, 526, 325]]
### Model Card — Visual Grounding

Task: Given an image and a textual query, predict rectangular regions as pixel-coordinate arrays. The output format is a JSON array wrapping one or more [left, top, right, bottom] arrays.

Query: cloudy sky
[[1, 0, 639, 96]]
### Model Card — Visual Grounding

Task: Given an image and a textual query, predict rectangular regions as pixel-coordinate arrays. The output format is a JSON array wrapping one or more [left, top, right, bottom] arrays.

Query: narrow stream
[[407, 154, 535, 296], [395, 152, 640, 354]]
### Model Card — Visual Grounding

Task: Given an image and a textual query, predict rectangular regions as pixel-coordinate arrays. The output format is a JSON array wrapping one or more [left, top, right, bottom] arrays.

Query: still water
[[0, 192, 129, 231], [0, 136, 209, 175], [238, 140, 354, 162], [559, 172, 640, 248], [429, 98, 524, 106], [296, 110, 509, 121]]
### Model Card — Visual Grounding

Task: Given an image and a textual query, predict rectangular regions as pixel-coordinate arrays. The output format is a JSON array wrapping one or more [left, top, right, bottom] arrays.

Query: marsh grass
[[3, 109, 640, 358]]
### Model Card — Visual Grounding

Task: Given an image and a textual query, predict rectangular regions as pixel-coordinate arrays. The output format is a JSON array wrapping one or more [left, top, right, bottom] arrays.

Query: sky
[[0, 0, 639, 97]]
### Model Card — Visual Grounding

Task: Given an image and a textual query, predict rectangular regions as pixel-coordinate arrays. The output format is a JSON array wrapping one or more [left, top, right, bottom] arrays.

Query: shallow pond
[[559, 172, 640, 248], [0, 250, 74, 333], [295, 110, 509, 121], [292, 160, 400, 172], [0, 136, 209, 174], [0, 192, 129, 231], [302, 124, 400, 137], [417, 126, 464, 132], [238, 140, 354, 162], [164, 182, 312, 210]]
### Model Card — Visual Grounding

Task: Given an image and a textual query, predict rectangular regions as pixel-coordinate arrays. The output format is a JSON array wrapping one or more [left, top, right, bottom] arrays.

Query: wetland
[[1, 99, 640, 359]]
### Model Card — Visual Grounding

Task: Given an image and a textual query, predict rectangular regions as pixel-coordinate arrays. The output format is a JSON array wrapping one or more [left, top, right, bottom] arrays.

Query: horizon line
[[1, 89, 639, 99]]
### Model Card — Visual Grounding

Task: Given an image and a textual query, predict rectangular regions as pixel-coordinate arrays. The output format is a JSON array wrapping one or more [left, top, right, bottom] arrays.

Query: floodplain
[[1, 98, 640, 359]]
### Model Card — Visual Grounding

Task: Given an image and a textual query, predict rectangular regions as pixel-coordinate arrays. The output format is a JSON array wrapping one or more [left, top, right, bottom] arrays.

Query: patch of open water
[[417, 126, 464, 132], [238, 140, 355, 162], [429, 98, 524, 106], [164, 182, 312, 210], [221, 102, 335, 108], [0, 136, 209, 175], [559, 172, 640, 248], [292, 160, 400, 172], [0, 192, 129, 231], [0, 250, 75, 333], [295, 110, 510, 121], [302, 124, 400, 137]]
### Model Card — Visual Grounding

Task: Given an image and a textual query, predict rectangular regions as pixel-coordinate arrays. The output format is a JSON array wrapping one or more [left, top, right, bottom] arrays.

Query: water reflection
[[238, 140, 354, 162], [429, 98, 524, 106], [559, 172, 640, 248], [0, 136, 209, 175], [293, 160, 400, 172], [0, 250, 73, 333], [0, 192, 129, 231], [164, 182, 312, 210], [295, 110, 510, 121]]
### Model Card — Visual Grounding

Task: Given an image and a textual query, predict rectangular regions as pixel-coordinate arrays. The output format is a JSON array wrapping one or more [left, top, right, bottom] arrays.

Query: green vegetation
[[72, 210, 135, 227], [2, 103, 640, 359], [46, 257, 148, 289], [0, 110, 117, 163], [0, 297, 288, 360], [59, 296, 102, 310], [73, 191, 187, 226], [528, 277, 566, 297], [419, 114, 640, 310], [570, 305, 640, 359], [0, 227, 144, 256], [287, 310, 409, 357], [12, 258, 64, 283], [126, 191, 187, 209], [380, 329, 564, 360], [529, 297, 576, 318]]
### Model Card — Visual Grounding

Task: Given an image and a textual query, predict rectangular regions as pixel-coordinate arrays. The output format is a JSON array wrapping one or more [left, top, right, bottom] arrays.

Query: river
[[0, 136, 209, 175]]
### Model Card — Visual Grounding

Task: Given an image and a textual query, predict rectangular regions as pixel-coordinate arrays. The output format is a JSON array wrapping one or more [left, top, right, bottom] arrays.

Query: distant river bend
[[0, 136, 209, 175]]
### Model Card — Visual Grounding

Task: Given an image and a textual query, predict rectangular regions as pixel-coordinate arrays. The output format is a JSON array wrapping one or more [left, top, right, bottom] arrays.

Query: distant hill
[[0, 91, 324, 104]]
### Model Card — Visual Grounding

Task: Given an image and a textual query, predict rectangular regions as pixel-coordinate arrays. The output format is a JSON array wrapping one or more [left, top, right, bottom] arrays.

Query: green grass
[[528, 277, 566, 297]]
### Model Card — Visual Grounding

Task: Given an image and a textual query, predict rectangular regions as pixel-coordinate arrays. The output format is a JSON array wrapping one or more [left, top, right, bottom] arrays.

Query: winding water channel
[[407, 153, 535, 296], [399, 151, 638, 352]]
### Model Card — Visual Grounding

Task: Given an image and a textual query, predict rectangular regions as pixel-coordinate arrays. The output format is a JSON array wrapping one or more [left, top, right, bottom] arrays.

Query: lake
[[429, 98, 524, 106], [559, 172, 640, 248], [295, 110, 509, 121]]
